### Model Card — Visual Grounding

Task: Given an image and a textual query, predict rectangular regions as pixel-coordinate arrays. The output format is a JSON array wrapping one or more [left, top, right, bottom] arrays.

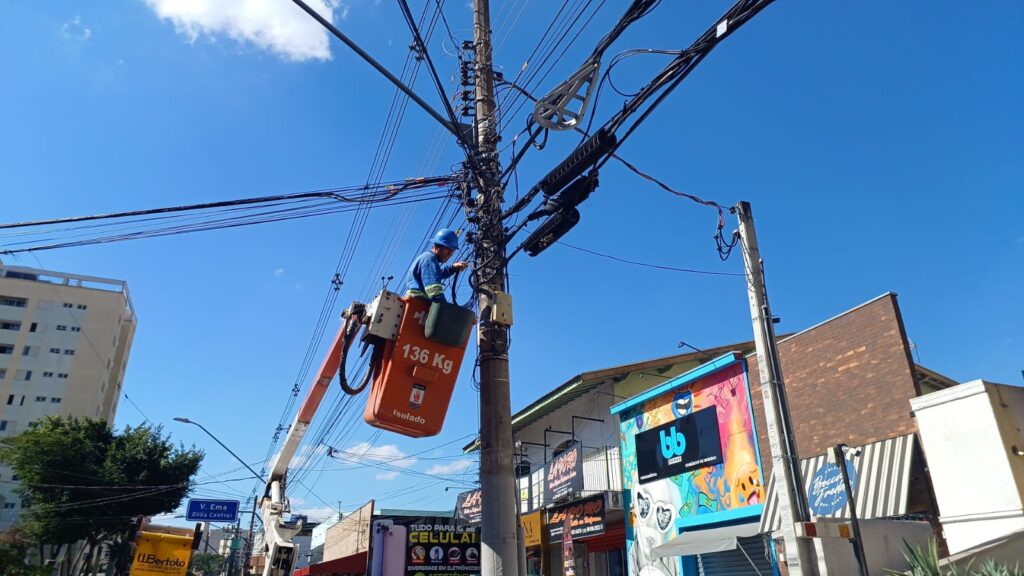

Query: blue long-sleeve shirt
[[403, 250, 456, 302]]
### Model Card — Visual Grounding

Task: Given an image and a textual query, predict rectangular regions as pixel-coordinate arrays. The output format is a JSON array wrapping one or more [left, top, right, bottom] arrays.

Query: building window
[[35, 396, 45, 403], [22, 346, 32, 356], [43, 372, 54, 378], [3, 503, 14, 509], [56, 325, 67, 331], [29, 322, 37, 333], [0, 321, 20, 331], [57, 373, 68, 379], [27, 422, 37, 429], [63, 303, 73, 309], [0, 369, 6, 379], [0, 296, 28, 308], [70, 326, 81, 332], [49, 347, 60, 354], [64, 349, 75, 356], [0, 421, 7, 431], [76, 304, 87, 310], [0, 345, 13, 355], [6, 395, 12, 406], [19, 396, 24, 406], [16, 371, 32, 382], [50, 398, 61, 404]]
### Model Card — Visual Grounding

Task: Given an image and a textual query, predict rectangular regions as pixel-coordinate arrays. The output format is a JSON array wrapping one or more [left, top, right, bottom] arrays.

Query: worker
[[403, 228, 469, 302]]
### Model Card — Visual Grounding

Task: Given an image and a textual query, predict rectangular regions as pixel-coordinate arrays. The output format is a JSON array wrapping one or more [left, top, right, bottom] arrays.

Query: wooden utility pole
[[737, 201, 814, 574], [472, 0, 519, 575]]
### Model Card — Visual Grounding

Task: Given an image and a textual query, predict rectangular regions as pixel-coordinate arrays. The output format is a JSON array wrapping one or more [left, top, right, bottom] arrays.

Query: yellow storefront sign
[[521, 511, 543, 548], [130, 531, 194, 576]]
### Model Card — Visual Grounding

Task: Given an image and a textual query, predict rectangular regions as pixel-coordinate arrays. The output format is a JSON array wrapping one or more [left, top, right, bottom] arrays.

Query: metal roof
[[463, 341, 755, 453]]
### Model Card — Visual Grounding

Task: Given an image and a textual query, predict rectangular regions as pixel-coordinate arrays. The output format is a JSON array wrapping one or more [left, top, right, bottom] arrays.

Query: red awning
[[307, 551, 369, 575], [580, 523, 626, 554]]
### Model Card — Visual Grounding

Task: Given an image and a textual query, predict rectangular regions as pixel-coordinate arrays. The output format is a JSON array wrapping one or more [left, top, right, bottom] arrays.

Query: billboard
[[370, 516, 480, 576], [543, 442, 583, 504], [547, 493, 606, 540], [130, 531, 193, 576], [614, 356, 764, 576], [455, 489, 482, 525]]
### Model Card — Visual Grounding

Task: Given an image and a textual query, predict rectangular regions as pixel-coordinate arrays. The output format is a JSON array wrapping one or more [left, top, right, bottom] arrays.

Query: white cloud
[[142, 0, 346, 61], [292, 444, 329, 469], [273, 267, 285, 277], [425, 460, 474, 476], [341, 442, 417, 480], [293, 505, 341, 522], [62, 16, 92, 41]]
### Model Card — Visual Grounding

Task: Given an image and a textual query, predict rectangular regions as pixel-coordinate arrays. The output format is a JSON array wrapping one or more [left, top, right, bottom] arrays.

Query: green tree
[[0, 527, 50, 576], [0, 416, 204, 576], [188, 552, 225, 576]]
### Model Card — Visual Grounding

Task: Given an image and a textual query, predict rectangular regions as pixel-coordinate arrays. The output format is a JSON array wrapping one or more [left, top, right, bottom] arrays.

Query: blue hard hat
[[433, 228, 459, 250]]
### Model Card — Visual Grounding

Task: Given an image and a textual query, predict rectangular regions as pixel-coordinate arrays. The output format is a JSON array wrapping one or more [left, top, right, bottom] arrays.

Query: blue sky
[[1, 0, 1021, 525]]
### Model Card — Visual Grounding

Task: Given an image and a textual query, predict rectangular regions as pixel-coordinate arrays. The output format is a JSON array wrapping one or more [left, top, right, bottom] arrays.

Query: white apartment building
[[0, 262, 137, 528]]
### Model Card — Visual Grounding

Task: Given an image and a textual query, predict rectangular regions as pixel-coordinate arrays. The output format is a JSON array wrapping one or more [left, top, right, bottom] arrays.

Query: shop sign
[[130, 531, 193, 576], [635, 407, 723, 484], [455, 489, 482, 525], [521, 511, 543, 548], [544, 442, 583, 504], [547, 494, 605, 539], [400, 517, 481, 575], [808, 459, 858, 516]]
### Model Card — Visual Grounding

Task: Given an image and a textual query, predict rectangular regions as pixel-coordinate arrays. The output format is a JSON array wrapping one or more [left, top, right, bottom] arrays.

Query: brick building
[[749, 292, 947, 473], [472, 291, 960, 575]]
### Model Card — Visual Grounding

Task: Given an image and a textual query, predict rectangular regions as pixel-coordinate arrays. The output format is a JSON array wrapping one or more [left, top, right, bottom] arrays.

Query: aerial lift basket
[[339, 290, 475, 438]]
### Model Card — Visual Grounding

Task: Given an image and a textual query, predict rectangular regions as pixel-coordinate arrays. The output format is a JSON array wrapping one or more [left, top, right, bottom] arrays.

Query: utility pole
[[471, 0, 519, 575], [832, 444, 868, 576], [736, 201, 813, 574]]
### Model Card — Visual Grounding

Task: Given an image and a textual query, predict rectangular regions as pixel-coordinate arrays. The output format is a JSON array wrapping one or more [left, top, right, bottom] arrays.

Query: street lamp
[[173, 416, 263, 576], [173, 417, 263, 483]]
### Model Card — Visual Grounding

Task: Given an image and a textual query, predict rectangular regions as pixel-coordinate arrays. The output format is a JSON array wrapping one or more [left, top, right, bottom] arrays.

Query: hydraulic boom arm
[[260, 304, 364, 576]]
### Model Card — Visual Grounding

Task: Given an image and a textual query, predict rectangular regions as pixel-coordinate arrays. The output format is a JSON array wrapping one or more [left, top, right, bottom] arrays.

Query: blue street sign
[[186, 499, 240, 522]]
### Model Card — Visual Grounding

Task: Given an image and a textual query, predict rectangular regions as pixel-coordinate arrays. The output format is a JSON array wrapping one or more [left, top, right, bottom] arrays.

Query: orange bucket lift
[[337, 290, 475, 438]]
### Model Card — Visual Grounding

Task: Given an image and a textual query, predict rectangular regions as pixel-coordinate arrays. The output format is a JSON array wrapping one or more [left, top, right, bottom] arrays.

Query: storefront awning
[[759, 433, 917, 534], [653, 522, 760, 557], [306, 551, 369, 575]]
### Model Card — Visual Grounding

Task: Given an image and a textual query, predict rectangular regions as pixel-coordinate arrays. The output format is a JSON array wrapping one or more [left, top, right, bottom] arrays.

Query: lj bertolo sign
[[130, 532, 194, 576]]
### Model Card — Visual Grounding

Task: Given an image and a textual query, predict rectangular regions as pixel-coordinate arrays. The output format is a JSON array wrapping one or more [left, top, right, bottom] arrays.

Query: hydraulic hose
[[338, 313, 374, 395]]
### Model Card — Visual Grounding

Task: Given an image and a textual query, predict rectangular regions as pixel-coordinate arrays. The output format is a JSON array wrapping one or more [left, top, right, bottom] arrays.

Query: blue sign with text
[[807, 460, 858, 516], [186, 499, 240, 522]]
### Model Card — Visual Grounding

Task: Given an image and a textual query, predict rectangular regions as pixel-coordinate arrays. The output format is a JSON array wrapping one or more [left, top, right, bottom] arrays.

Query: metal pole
[[832, 444, 869, 576], [173, 418, 263, 483], [736, 201, 813, 573], [472, 0, 519, 574]]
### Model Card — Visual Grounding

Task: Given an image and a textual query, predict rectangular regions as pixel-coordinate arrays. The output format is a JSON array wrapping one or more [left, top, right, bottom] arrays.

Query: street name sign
[[185, 499, 240, 522]]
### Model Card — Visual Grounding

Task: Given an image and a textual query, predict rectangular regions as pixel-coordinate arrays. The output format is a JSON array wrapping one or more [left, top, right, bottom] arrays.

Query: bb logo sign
[[659, 426, 687, 461], [635, 407, 723, 484]]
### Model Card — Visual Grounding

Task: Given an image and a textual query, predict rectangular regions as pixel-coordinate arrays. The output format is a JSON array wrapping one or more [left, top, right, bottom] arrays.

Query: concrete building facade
[[0, 262, 136, 527], [911, 380, 1024, 555]]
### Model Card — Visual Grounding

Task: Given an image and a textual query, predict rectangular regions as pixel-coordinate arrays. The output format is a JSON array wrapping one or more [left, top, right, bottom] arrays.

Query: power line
[[122, 393, 152, 425], [554, 241, 742, 276]]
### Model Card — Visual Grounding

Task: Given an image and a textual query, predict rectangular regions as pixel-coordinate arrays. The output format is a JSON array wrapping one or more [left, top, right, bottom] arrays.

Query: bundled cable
[[0, 176, 459, 254]]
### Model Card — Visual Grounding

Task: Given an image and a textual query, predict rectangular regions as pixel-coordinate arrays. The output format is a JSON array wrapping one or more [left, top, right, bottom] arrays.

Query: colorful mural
[[615, 357, 763, 576]]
